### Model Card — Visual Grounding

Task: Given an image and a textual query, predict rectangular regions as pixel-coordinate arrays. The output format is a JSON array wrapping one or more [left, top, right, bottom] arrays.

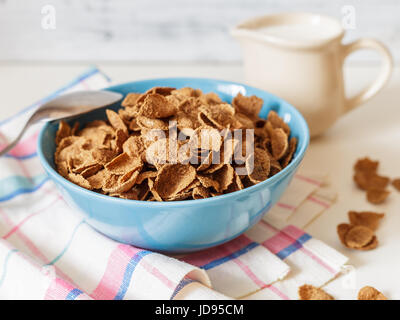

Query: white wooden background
[[0, 0, 399, 62]]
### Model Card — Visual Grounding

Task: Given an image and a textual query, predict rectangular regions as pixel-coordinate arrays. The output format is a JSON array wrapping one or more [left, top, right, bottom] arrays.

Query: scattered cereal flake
[[358, 286, 387, 300], [337, 223, 378, 251], [298, 284, 334, 300], [105, 153, 142, 175], [358, 236, 378, 251], [270, 128, 288, 160], [345, 225, 375, 249], [353, 171, 371, 190], [121, 93, 142, 107], [232, 92, 263, 120], [246, 148, 271, 184], [367, 189, 390, 204], [392, 178, 400, 191], [268, 110, 290, 135], [154, 164, 196, 200], [140, 93, 176, 118], [348, 211, 384, 231], [368, 174, 390, 190], [353, 165, 390, 192], [354, 157, 379, 173], [106, 109, 128, 135], [56, 121, 72, 145], [337, 223, 352, 246]]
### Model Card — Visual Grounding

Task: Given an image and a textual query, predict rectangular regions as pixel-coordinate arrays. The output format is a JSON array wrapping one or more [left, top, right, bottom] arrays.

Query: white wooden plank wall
[[0, 0, 398, 62]]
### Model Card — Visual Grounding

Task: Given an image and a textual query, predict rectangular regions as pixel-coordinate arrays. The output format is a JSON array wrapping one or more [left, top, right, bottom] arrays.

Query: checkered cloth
[[0, 68, 347, 300]]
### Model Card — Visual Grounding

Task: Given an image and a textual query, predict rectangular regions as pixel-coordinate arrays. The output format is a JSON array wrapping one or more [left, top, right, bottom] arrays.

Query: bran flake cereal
[[353, 157, 391, 204], [298, 284, 334, 300], [54, 87, 297, 201], [392, 178, 400, 191], [337, 209, 384, 251], [348, 211, 384, 231], [358, 286, 387, 300]]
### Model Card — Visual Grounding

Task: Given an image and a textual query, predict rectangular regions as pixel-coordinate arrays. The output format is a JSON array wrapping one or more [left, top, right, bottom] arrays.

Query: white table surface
[[0, 62, 399, 300]]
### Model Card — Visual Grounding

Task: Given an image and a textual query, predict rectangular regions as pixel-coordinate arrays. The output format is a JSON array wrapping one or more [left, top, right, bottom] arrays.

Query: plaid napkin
[[0, 68, 347, 300]]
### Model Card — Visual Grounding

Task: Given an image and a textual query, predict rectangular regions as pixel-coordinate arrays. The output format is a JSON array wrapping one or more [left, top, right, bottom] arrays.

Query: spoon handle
[[0, 90, 123, 157], [0, 113, 39, 157]]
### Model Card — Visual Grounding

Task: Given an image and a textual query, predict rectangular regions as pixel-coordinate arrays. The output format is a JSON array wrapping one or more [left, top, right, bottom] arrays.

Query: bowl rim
[[37, 77, 310, 208]]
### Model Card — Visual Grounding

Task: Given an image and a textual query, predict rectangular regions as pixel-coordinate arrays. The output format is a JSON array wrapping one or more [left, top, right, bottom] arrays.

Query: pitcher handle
[[342, 38, 393, 113]]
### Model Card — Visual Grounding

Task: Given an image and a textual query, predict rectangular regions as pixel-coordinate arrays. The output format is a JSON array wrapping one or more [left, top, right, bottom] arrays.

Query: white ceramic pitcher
[[232, 13, 393, 137]]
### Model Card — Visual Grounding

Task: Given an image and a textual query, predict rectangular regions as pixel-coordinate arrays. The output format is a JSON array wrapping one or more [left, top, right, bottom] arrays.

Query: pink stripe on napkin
[[91, 244, 142, 300], [294, 174, 322, 186], [181, 235, 253, 267], [0, 131, 38, 157], [44, 278, 76, 300]]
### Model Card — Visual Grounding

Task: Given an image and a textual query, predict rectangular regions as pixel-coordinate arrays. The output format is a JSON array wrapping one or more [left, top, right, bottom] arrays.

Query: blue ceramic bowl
[[37, 78, 309, 253]]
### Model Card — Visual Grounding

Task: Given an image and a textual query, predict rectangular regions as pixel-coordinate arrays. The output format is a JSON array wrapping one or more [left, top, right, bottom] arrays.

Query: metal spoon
[[0, 90, 123, 156]]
